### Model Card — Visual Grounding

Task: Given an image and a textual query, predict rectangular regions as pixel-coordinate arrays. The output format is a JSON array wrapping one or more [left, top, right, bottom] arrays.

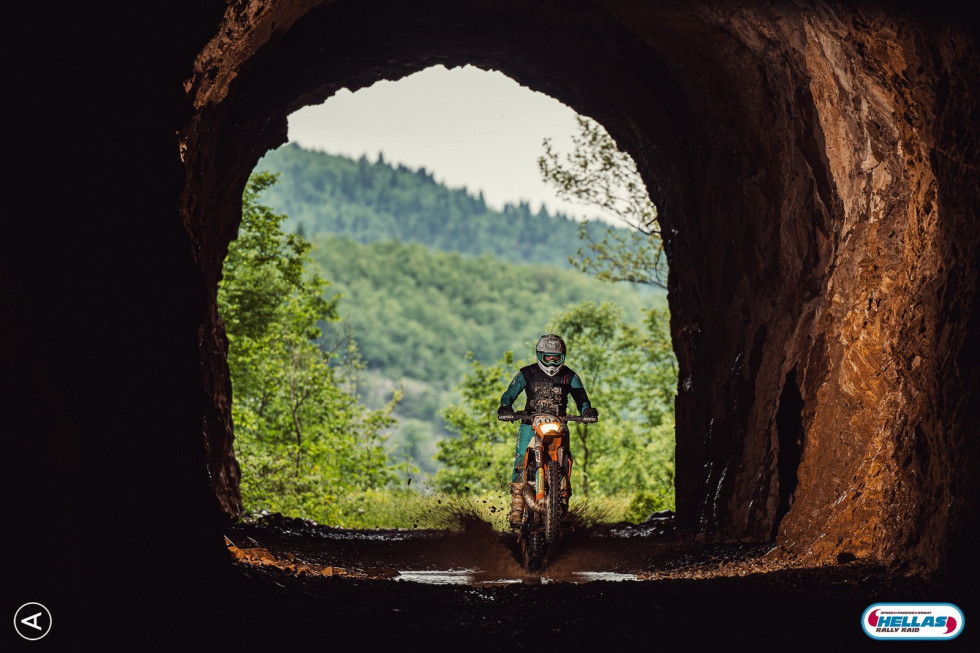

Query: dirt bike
[[499, 409, 597, 570]]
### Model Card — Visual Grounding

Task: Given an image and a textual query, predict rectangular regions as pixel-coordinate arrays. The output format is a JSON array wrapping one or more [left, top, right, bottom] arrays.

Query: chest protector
[[520, 364, 576, 417]]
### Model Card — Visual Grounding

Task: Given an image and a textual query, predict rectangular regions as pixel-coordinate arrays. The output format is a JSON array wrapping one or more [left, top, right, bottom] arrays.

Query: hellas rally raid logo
[[862, 603, 964, 640]]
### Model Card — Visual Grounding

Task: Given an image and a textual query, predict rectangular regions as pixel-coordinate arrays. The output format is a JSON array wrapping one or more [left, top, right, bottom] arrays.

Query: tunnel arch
[[178, 0, 980, 576]]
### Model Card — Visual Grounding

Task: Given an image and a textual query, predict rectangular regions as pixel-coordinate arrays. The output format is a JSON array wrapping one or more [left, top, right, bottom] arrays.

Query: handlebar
[[499, 410, 597, 424], [565, 414, 598, 423]]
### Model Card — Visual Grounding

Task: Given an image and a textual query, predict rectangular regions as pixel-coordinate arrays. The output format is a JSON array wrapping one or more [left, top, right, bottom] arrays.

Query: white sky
[[286, 64, 620, 225]]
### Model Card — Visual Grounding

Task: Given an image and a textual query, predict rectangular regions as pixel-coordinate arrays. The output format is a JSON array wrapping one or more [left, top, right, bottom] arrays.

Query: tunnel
[[7, 0, 979, 647]]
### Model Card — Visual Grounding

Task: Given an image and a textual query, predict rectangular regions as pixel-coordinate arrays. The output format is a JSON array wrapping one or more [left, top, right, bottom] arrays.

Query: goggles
[[537, 352, 565, 366]]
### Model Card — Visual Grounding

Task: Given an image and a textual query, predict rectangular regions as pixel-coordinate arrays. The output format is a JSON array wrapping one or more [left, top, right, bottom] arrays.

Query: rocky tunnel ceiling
[[175, 0, 980, 578]]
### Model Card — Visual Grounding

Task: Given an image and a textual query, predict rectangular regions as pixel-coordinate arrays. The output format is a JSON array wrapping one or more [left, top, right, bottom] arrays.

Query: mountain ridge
[[254, 143, 630, 268]]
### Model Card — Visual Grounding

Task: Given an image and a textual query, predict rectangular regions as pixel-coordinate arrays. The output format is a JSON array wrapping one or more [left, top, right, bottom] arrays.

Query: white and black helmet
[[535, 334, 566, 377]]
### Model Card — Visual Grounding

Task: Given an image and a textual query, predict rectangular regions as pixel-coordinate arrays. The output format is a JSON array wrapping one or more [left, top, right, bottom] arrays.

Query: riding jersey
[[500, 364, 592, 421]]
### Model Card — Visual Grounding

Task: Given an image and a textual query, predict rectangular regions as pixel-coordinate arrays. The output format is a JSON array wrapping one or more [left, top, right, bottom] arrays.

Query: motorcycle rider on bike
[[497, 334, 598, 528]]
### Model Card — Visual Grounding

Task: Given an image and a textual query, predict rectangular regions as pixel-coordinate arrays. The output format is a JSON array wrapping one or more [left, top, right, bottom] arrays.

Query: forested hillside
[[307, 234, 660, 475], [309, 234, 652, 391], [244, 149, 669, 491], [254, 143, 625, 267]]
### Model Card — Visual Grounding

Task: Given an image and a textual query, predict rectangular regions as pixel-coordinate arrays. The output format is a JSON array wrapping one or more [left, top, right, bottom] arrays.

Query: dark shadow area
[[773, 368, 805, 537]]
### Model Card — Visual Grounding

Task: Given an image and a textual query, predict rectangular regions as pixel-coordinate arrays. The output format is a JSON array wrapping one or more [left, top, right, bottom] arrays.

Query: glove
[[583, 407, 598, 421], [497, 405, 515, 421]]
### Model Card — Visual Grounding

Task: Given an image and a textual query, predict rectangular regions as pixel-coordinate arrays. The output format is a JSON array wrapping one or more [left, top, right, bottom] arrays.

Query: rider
[[497, 334, 597, 527]]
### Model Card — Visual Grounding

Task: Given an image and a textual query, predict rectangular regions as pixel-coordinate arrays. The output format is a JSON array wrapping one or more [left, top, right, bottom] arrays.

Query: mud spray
[[227, 494, 651, 585], [396, 494, 639, 584]]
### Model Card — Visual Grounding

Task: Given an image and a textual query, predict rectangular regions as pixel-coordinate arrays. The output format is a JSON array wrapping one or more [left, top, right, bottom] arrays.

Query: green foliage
[[547, 302, 675, 499], [624, 488, 672, 523], [435, 299, 677, 508], [310, 488, 639, 530], [304, 233, 662, 486], [308, 234, 654, 393], [219, 172, 408, 524], [249, 142, 666, 485], [539, 116, 668, 288], [570, 495, 631, 527], [537, 117, 676, 517], [432, 352, 523, 493], [253, 143, 632, 268], [226, 132, 678, 526], [328, 489, 513, 530], [386, 418, 441, 476]]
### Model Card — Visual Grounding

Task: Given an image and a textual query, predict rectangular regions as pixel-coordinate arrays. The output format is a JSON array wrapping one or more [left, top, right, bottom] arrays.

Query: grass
[[248, 488, 652, 530]]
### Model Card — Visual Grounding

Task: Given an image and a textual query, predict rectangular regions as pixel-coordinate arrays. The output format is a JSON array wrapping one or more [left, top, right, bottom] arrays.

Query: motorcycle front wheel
[[544, 460, 562, 545], [522, 529, 544, 570]]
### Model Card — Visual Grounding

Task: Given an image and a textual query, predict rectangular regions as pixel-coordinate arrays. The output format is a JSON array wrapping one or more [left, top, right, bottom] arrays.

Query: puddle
[[395, 570, 485, 585], [571, 571, 641, 582], [395, 569, 641, 585]]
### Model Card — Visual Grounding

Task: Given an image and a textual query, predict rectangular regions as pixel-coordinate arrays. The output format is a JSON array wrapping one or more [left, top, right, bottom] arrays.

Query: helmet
[[535, 334, 566, 377]]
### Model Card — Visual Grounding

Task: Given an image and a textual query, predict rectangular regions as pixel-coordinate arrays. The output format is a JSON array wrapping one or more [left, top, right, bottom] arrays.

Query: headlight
[[532, 415, 563, 436]]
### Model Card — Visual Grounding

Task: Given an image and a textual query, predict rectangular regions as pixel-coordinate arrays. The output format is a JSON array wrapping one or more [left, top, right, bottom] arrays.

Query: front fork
[[522, 435, 546, 506], [526, 436, 572, 500], [563, 456, 572, 499], [534, 442, 545, 501]]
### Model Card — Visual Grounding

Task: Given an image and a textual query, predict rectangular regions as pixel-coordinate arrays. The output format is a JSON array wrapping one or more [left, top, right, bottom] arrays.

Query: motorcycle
[[498, 409, 598, 570]]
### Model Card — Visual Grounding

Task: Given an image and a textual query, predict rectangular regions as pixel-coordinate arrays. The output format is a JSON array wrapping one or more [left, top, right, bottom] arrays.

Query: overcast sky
[[286, 64, 620, 225]]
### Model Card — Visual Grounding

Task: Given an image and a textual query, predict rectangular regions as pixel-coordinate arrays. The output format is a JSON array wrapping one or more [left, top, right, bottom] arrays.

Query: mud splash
[[227, 506, 799, 588]]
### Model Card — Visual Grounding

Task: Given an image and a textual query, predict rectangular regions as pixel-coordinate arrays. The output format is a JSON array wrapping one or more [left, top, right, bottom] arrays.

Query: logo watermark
[[862, 603, 964, 640], [13, 602, 53, 641]]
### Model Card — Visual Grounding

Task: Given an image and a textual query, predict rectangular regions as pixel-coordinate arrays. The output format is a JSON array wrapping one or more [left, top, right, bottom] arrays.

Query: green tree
[[546, 301, 623, 497], [539, 115, 667, 288], [435, 301, 676, 512], [219, 172, 404, 522], [252, 143, 621, 268], [540, 115, 676, 516], [548, 301, 676, 503], [309, 235, 650, 395], [433, 352, 526, 493]]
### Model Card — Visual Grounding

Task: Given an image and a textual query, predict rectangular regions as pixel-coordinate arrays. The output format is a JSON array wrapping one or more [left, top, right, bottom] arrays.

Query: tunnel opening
[[177, 0, 980, 585], [773, 368, 805, 538], [222, 64, 677, 531]]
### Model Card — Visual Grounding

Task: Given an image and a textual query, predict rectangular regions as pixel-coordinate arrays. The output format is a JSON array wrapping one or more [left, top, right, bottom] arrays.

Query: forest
[[222, 144, 675, 528], [254, 143, 634, 267]]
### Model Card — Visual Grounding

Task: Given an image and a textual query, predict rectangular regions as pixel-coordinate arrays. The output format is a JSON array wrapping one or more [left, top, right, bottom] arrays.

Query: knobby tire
[[544, 460, 561, 545]]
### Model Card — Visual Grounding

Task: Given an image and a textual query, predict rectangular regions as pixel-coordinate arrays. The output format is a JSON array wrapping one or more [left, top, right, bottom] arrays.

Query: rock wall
[[621, 2, 980, 575], [643, 3, 980, 574]]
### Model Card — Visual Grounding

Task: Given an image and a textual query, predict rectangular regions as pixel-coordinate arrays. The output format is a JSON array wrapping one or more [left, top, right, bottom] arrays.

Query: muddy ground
[[168, 511, 975, 652]]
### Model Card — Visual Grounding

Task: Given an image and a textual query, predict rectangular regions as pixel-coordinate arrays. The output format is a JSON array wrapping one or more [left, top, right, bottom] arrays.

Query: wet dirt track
[[200, 515, 970, 652]]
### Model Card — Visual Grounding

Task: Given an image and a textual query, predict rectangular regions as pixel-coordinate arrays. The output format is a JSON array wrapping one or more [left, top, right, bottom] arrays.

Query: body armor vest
[[519, 364, 578, 418]]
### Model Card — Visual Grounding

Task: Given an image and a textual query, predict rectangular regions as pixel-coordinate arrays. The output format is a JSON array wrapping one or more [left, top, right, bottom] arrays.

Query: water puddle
[[395, 570, 486, 585], [572, 571, 641, 582], [395, 569, 641, 585]]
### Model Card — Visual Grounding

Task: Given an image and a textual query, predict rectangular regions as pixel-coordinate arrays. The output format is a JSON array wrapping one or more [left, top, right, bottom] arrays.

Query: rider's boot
[[509, 482, 525, 528]]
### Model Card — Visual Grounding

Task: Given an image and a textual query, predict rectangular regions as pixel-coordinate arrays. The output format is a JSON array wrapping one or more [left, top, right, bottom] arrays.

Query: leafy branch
[[539, 116, 667, 288]]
